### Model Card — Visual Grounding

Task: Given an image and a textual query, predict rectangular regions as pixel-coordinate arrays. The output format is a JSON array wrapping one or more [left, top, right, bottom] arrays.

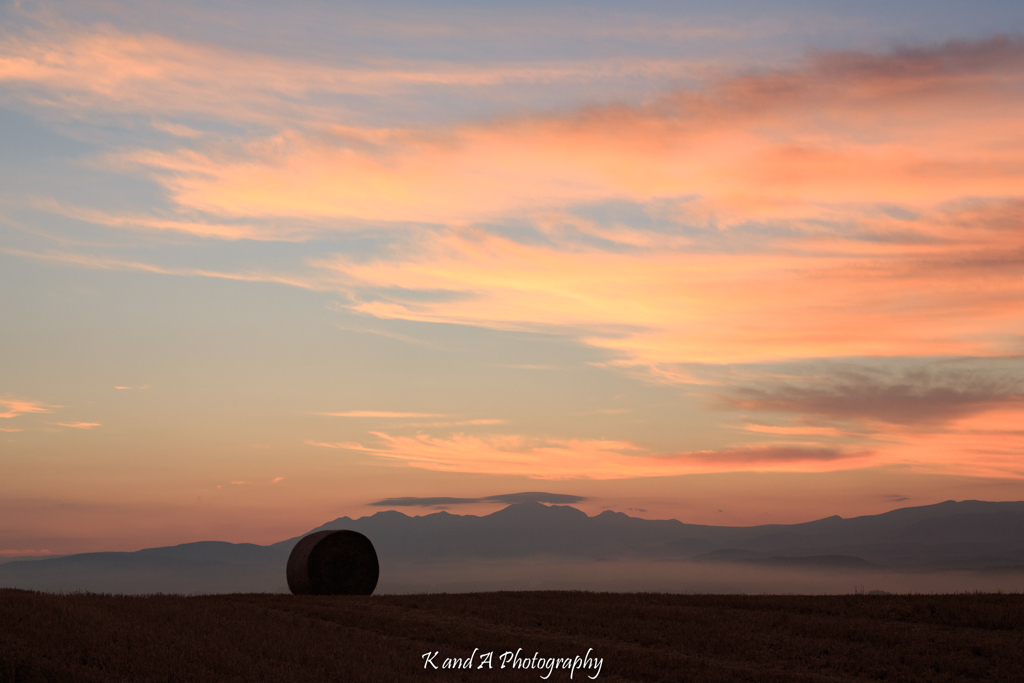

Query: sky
[[2, 0, 1023, 556]]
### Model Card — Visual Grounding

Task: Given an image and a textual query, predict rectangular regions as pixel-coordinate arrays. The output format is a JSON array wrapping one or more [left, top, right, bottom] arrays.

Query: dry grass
[[2, 589, 1023, 682]]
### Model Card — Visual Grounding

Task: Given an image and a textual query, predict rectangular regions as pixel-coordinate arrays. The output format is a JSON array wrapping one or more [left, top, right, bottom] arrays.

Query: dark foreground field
[[3, 590, 1024, 682]]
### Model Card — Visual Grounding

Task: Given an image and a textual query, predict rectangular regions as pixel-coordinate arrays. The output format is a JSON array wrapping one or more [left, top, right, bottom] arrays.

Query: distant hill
[[3, 500, 1024, 594]]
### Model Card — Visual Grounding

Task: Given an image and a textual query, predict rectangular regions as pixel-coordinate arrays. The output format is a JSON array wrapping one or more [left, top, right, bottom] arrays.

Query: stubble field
[[2, 589, 1023, 682]]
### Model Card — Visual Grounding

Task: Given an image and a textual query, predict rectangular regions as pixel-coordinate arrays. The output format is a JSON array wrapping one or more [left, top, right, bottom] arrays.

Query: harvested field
[[2, 589, 1023, 682]]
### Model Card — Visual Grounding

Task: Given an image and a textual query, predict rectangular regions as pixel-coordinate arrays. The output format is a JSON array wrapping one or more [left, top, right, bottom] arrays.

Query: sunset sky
[[2, 0, 1023, 556]]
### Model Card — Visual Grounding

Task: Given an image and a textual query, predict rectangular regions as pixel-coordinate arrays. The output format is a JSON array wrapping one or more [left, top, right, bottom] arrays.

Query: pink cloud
[[2, 246, 323, 291], [398, 419, 508, 428], [108, 38, 1024, 228], [304, 440, 372, 450], [3, 32, 1012, 242], [0, 25, 702, 126], [3, 29, 1021, 446], [740, 424, 848, 438], [0, 398, 58, 419], [316, 200, 1023, 367], [330, 414, 1021, 480], [33, 201, 308, 242], [6, 34, 1020, 377], [319, 411, 446, 418], [65, 36, 1013, 370], [57, 422, 102, 429], [348, 431, 873, 479], [860, 405, 1024, 479]]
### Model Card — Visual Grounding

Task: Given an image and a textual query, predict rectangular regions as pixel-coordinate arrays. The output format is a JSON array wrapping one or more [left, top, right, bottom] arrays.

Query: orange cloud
[[740, 425, 848, 437], [6, 32, 1022, 380], [57, 422, 102, 429], [349, 431, 872, 479], [861, 405, 1024, 479], [319, 411, 445, 418], [399, 419, 508, 428], [305, 440, 372, 450], [2, 247, 323, 290], [32, 200, 311, 242], [315, 410, 1020, 479], [67, 37, 1016, 371], [0, 398, 57, 419], [0, 24, 701, 126], [316, 202, 1023, 366], [316, 411, 505, 427], [114, 38, 1024, 226]]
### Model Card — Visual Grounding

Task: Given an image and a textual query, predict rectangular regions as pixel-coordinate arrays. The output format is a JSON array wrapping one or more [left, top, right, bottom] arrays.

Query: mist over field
[[6, 556, 1024, 597], [377, 558, 1024, 595]]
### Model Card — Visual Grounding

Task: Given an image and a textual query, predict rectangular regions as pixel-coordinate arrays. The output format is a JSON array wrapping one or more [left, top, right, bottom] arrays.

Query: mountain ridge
[[4, 499, 1024, 594]]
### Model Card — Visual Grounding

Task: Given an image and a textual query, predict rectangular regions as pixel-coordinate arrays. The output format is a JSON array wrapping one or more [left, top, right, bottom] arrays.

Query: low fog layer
[[4, 556, 1023, 595], [377, 559, 1024, 595]]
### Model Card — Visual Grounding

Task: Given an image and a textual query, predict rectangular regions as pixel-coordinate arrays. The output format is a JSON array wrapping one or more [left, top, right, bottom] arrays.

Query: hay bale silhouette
[[287, 530, 379, 595]]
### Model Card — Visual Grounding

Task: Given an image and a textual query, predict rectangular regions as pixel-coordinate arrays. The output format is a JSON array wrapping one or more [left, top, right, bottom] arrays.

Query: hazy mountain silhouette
[[3, 500, 1024, 594]]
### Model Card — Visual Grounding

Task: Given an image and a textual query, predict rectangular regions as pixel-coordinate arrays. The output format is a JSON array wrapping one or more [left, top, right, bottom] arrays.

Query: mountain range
[[3, 499, 1024, 594]]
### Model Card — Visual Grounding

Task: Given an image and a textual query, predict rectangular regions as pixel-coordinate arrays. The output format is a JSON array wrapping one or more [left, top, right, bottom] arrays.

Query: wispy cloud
[[2, 247, 323, 290], [721, 363, 1023, 426], [0, 398, 58, 419], [6, 37, 1023, 376], [740, 424, 848, 437], [319, 198, 1024, 367], [868, 405, 1024, 479], [56, 422, 101, 429], [369, 492, 587, 507], [113, 37, 1024, 226], [349, 432, 872, 479], [398, 419, 508, 428], [0, 24, 704, 126], [318, 411, 446, 418], [305, 440, 372, 450], [3, 23, 1021, 487], [340, 418, 1023, 479], [31, 200, 314, 242], [108, 36, 1019, 373]]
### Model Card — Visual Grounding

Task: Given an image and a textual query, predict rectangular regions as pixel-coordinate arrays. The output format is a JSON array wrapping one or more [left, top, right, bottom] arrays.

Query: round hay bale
[[287, 530, 379, 595]]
